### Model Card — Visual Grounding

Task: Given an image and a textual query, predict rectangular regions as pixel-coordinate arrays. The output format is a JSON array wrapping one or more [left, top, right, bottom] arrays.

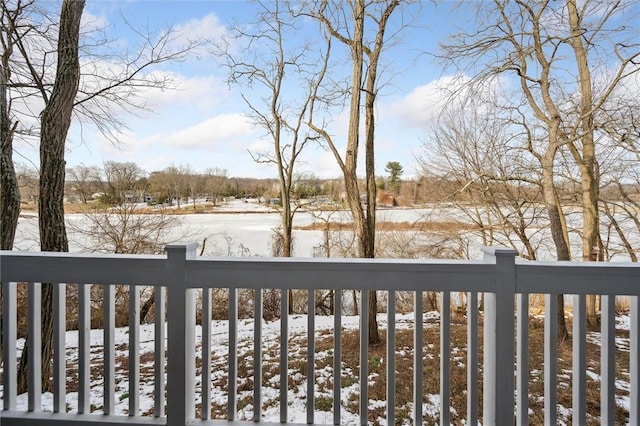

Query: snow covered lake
[[13, 199, 470, 258]]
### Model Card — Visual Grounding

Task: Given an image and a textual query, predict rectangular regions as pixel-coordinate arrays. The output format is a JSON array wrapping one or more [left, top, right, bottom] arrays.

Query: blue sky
[[15, 1, 469, 179]]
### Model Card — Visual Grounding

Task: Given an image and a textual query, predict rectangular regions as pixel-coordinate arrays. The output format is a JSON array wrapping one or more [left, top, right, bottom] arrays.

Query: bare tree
[[599, 144, 640, 262], [67, 161, 183, 328], [0, 0, 24, 361], [440, 0, 640, 326], [167, 165, 188, 208], [220, 0, 328, 259], [205, 167, 227, 206], [419, 91, 572, 335], [183, 166, 206, 211], [66, 163, 99, 203], [422, 95, 549, 258], [94, 161, 146, 205], [305, 0, 403, 345], [16, 0, 85, 394], [6, 0, 200, 391], [0, 0, 21, 252], [2, 0, 201, 251]]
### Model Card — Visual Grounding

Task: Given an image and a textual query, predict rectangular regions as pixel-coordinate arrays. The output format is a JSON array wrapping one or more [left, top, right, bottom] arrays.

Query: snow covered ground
[[2, 310, 633, 425]]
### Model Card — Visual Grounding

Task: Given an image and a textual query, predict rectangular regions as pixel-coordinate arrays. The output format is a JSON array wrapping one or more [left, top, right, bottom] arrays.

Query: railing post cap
[[165, 242, 199, 252], [481, 246, 519, 257]]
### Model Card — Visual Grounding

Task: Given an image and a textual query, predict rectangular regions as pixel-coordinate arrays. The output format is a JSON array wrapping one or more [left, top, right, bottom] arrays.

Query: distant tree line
[[15, 161, 423, 208]]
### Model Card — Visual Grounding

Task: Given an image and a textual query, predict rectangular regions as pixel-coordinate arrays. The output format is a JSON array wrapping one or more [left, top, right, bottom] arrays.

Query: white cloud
[[382, 75, 470, 128], [140, 72, 226, 112], [163, 114, 255, 149], [246, 136, 272, 156], [174, 13, 228, 44], [81, 10, 108, 33], [76, 56, 228, 130], [308, 149, 343, 179]]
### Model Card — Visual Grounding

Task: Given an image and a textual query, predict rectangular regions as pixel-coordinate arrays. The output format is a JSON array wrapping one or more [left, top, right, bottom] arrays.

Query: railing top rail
[[516, 259, 640, 270], [0, 250, 166, 285], [183, 256, 495, 291], [2, 245, 639, 293], [516, 261, 640, 295], [0, 250, 161, 260]]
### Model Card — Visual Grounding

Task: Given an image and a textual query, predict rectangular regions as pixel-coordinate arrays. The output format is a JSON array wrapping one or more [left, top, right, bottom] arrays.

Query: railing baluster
[[572, 294, 586, 425], [129, 284, 140, 417], [414, 290, 423, 424], [2, 281, 17, 411], [630, 295, 639, 425], [359, 290, 369, 426], [254, 288, 263, 421], [307, 289, 316, 425], [333, 289, 342, 425], [228, 288, 237, 421], [516, 292, 529, 426], [202, 288, 212, 420], [601, 294, 616, 424], [280, 289, 289, 423], [154, 285, 166, 418], [104, 284, 115, 415], [544, 293, 557, 425], [467, 291, 478, 425], [53, 282, 66, 413], [387, 290, 396, 426], [27, 282, 42, 412], [78, 284, 91, 414], [440, 291, 450, 426]]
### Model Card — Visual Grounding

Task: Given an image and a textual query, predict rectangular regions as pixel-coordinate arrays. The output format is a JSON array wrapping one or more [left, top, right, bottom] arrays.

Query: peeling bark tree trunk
[[17, 0, 85, 394]]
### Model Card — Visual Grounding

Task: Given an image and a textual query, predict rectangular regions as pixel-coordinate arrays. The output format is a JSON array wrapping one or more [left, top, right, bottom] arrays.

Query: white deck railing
[[1, 243, 638, 425]]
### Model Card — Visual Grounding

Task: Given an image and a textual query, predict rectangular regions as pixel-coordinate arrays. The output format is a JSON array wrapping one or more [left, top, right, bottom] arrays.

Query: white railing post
[[482, 247, 517, 426], [166, 242, 198, 426]]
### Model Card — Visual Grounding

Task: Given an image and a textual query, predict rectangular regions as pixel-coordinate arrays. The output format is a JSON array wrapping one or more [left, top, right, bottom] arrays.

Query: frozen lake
[[13, 199, 636, 261], [13, 200, 457, 258]]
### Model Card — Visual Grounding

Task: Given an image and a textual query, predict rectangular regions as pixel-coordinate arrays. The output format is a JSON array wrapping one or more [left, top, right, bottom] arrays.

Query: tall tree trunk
[[309, 0, 399, 344], [567, 0, 601, 325], [363, 17, 380, 345], [541, 151, 570, 342], [0, 38, 19, 253], [340, 0, 381, 345], [17, 0, 85, 394], [0, 46, 21, 362], [352, 290, 359, 316], [583, 166, 601, 325]]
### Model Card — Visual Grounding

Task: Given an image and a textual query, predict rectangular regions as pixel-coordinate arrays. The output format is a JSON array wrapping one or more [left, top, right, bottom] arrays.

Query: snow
[[2, 309, 634, 425], [1, 312, 473, 424], [13, 200, 485, 258]]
